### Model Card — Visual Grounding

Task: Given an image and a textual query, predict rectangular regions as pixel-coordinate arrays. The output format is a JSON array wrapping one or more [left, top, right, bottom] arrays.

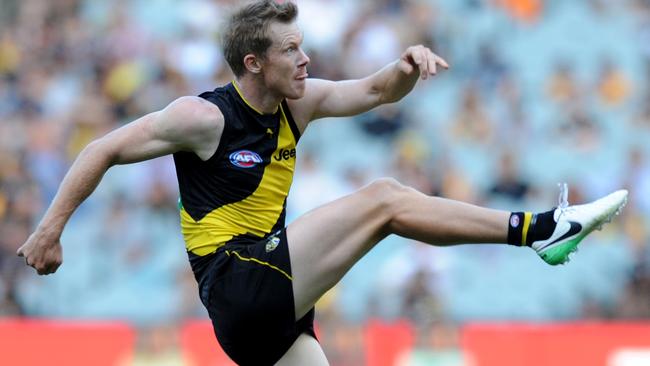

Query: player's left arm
[[288, 45, 448, 130]]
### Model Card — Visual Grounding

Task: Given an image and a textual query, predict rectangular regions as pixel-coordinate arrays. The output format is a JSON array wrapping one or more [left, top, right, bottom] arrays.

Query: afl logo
[[229, 150, 263, 168], [510, 214, 520, 228]]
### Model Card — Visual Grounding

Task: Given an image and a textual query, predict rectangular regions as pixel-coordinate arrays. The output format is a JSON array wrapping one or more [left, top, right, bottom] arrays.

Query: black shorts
[[189, 229, 316, 365]]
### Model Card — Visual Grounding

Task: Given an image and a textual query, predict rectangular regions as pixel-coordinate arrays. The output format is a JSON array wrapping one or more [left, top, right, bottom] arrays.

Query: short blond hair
[[222, 1, 298, 77]]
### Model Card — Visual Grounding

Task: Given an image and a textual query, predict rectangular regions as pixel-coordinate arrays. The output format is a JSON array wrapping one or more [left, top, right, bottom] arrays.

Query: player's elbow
[[81, 138, 119, 168]]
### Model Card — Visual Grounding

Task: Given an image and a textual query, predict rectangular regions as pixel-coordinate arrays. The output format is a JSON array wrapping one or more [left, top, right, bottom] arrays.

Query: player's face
[[262, 21, 310, 99]]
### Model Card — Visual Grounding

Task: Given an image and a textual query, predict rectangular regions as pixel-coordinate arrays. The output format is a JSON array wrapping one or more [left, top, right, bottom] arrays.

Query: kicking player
[[17, 1, 627, 364]]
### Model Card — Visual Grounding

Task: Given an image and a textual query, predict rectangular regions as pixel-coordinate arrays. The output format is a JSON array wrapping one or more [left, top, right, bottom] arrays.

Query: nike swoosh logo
[[538, 221, 583, 251]]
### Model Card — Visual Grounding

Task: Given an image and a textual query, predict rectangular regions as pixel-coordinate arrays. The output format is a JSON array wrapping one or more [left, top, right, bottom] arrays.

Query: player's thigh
[[275, 333, 329, 366], [287, 179, 404, 319]]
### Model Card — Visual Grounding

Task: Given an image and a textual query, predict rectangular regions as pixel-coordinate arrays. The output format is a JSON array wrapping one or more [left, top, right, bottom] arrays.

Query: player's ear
[[243, 54, 262, 74]]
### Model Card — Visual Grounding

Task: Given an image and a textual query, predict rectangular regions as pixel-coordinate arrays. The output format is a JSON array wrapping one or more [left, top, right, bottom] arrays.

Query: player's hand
[[16, 231, 63, 275], [397, 45, 449, 80]]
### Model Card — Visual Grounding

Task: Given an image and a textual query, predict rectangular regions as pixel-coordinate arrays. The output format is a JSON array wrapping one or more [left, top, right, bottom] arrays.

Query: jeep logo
[[273, 148, 296, 161]]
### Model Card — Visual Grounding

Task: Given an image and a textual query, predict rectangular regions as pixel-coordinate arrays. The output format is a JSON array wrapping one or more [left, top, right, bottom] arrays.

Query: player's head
[[223, 0, 309, 98]]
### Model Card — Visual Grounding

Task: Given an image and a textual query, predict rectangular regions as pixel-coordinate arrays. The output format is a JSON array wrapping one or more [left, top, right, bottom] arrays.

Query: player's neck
[[234, 77, 281, 115]]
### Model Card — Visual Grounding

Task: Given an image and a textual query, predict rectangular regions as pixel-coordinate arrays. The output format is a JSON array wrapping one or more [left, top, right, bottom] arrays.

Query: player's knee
[[364, 177, 409, 211], [365, 177, 403, 194]]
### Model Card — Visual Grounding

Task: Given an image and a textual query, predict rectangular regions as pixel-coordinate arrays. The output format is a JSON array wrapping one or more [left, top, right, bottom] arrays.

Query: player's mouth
[[295, 73, 308, 80]]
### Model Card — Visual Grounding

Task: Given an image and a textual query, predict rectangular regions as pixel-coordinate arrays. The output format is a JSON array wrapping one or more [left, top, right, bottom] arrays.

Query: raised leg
[[286, 178, 509, 319]]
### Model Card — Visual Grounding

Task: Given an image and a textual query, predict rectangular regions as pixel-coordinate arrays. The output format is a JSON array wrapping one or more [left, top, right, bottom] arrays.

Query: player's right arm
[[16, 96, 224, 275]]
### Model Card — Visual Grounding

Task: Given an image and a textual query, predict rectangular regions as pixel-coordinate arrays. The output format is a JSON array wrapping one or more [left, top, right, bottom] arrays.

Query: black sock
[[507, 212, 527, 246], [507, 210, 557, 246], [524, 209, 556, 246]]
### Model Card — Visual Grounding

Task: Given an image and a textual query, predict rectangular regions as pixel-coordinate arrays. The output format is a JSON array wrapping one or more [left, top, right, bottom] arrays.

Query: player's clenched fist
[[17, 232, 62, 275], [397, 45, 449, 80]]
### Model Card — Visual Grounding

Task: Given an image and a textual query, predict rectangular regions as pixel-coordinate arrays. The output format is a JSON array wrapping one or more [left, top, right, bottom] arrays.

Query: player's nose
[[298, 47, 310, 66]]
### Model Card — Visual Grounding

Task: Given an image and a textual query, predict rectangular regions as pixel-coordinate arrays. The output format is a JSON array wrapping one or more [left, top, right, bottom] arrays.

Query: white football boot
[[532, 184, 628, 265]]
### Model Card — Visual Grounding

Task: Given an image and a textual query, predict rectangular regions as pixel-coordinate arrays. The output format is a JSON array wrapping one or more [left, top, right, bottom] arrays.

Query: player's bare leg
[[286, 178, 509, 319]]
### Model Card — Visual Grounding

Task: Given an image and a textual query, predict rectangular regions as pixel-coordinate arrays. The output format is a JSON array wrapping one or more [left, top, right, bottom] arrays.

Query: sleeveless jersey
[[173, 82, 301, 256]]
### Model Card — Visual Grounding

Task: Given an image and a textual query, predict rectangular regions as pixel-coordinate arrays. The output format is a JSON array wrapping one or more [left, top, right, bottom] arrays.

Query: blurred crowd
[[2, 0, 650, 364]]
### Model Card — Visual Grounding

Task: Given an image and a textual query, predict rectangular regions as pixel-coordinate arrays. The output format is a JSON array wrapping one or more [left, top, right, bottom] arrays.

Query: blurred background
[[1, 0, 650, 365]]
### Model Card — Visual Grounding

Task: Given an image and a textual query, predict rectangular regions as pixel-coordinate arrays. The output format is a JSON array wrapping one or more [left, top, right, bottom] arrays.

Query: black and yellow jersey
[[173, 82, 301, 257]]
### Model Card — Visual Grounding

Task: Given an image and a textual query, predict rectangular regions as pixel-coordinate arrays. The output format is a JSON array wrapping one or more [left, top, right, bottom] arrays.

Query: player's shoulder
[[161, 96, 224, 131], [286, 78, 339, 128], [300, 78, 340, 108], [158, 96, 224, 158], [166, 96, 223, 120]]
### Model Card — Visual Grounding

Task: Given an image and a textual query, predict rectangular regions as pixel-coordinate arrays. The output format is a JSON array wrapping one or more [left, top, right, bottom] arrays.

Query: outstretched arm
[[17, 96, 224, 275], [288, 45, 448, 129]]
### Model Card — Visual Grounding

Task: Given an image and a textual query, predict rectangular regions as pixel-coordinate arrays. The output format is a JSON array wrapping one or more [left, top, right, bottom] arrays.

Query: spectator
[[487, 150, 530, 202], [595, 58, 632, 108]]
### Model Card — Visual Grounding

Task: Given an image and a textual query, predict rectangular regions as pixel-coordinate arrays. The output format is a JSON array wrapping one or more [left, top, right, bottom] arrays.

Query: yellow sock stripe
[[226, 250, 293, 281], [521, 212, 533, 246]]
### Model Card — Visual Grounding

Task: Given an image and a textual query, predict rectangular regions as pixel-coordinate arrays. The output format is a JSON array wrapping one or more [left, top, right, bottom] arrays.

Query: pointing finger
[[436, 54, 450, 69]]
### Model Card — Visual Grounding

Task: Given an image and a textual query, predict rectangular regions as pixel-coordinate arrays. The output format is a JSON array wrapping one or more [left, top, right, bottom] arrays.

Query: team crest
[[265, 236, 280, 252]]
